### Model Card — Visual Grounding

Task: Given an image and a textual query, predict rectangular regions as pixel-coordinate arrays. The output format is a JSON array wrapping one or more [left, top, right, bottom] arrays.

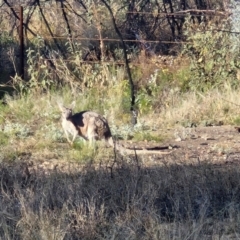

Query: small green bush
[[0, 131, 9, 146], [182, 17, 240, 91], [136, 69, 174, 114], [133, 131, 164, 142]]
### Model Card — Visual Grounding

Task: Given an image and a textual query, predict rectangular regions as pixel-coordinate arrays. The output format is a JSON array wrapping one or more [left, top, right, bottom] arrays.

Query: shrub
[[182, 17, 240, 91]]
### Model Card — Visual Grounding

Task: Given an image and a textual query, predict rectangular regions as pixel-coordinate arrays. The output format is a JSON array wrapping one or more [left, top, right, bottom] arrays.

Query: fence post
[[19, 5, 24, 80]]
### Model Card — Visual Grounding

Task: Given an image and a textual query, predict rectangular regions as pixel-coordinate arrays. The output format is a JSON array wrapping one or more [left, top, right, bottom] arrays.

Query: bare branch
[[100, 0, 137, 125]]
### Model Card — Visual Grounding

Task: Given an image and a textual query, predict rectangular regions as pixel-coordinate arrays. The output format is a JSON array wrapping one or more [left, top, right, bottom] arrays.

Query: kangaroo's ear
[[57, 101, 64, 111], [70, 101, 76, 109]]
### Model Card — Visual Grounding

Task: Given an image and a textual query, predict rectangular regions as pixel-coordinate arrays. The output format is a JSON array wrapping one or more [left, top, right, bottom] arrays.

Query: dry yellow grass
[[1, 77, 240, 239], [140, 83, 240, 129], [0, 154, 240, 239]]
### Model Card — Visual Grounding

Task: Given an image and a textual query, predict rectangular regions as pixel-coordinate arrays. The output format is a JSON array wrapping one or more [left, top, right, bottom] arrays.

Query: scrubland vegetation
[[1, 0, 240, 239]]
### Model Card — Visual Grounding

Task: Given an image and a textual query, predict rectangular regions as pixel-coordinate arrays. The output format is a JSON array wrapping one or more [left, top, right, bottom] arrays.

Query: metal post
[[19, 6, 24, 80]]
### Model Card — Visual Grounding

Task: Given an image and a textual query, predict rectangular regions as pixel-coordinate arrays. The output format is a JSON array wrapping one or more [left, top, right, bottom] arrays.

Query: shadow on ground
[[1, 151, 240, 239]]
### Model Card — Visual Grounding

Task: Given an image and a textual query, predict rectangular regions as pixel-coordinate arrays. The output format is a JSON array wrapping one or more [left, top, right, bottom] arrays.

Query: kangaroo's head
[[60, 106, 73, 119], [58, 101, 76, 120]]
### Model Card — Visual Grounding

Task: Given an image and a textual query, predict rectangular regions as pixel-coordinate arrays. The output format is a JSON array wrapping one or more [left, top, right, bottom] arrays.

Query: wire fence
[[0, 3, 237, 82]]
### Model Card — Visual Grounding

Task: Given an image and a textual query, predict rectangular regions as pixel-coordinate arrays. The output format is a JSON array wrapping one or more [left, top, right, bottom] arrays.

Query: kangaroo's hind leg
[[87, 124, 98, 150]]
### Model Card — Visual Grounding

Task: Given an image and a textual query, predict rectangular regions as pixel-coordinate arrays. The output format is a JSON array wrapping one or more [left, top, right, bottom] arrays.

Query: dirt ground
[[23, 125, 240, 174], [123, 125, 240, 167]]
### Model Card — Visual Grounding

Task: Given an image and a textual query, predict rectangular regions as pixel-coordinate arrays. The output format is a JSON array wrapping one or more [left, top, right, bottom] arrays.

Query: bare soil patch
[[121, 125, 240, 167]]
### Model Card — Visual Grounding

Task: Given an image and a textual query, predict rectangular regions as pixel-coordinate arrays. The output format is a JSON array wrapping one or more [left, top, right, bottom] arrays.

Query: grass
[[132, 131, 164, 142], [1, 157, 240, 239], [1, 3, 240, 238], [1, 80, 240, 161], [2, 74, 240, 238], [158, 83, 240, 127]]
